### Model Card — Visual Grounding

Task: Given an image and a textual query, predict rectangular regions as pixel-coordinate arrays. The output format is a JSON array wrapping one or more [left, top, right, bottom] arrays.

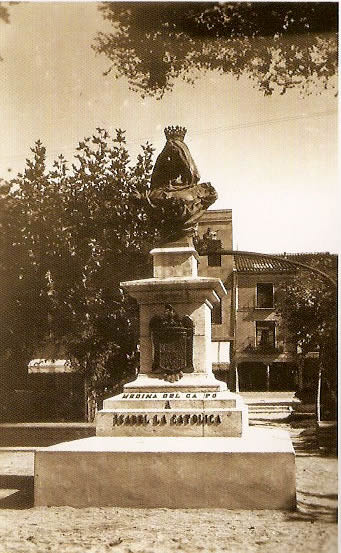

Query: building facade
[[196, 209, 299, 392], [232, 254, 297, 392]]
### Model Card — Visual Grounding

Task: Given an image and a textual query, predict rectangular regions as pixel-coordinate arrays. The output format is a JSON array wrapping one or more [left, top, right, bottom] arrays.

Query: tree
[[2, 129, 160, 418], [46, 129, 159, 408], [0, 161, 50, 393], [0, 3, 10, 24], [275, 255, 337, 419], [0, 2, 17, 61], [93, 2, 338, 98]]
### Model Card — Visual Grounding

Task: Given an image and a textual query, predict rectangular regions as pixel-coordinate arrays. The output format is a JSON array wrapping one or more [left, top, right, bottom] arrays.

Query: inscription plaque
[[112, 413, 222, 427], [150, 304, 194, 380]]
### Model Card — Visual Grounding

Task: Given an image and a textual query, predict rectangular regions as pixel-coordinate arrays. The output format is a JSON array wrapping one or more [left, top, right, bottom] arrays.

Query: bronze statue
[[146, 126, 218, 243], [151, 126, 200, 188]]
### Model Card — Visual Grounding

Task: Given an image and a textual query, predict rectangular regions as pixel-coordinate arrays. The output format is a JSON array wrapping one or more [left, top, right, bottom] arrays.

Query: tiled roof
[[234, 253, 296, 273]]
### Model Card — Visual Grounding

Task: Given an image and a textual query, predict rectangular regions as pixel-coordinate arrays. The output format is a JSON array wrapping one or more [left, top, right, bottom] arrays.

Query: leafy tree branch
[[93, 2, 338, 98]]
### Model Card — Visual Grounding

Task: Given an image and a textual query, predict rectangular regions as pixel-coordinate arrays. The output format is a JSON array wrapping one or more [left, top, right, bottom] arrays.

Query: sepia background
[[0, 1, 338, 253]]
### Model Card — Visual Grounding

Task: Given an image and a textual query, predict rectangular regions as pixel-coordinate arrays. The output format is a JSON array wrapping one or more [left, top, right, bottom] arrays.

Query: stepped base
[[97, 390, 248, 437], [34, 429, 296, 509], [123, 373, 227, 393]]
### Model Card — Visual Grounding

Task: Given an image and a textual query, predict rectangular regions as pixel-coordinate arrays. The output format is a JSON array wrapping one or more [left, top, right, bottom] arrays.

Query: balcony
[[242, 337, 284, 354]]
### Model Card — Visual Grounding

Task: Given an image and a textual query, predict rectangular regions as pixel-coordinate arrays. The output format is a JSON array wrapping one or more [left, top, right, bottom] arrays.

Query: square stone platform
[[34, 428, 296, 509]]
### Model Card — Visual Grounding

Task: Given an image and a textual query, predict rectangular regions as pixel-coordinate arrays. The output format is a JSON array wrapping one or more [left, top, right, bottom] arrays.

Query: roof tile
[[234, 254, 295, 273]]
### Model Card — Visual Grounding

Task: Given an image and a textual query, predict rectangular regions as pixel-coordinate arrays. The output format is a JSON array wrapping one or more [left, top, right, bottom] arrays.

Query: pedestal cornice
[[121, 277, 227, 305]]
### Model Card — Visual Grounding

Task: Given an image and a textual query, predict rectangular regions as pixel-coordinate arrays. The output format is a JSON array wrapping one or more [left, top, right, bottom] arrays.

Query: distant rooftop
[[234, 253, 295, 273], [233, 251, 337, 274], [275, 251, 336, 257]]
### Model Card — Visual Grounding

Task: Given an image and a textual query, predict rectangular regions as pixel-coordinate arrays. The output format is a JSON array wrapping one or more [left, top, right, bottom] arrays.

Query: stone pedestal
[[121, 245, 227, 394], [34, 241, 296, 509], [95, 243, 248, 439], [35, 430, 296, 509]]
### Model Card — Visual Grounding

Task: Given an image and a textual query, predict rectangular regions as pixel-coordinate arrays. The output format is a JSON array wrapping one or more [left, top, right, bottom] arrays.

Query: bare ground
[[0, 418, 337, 553]]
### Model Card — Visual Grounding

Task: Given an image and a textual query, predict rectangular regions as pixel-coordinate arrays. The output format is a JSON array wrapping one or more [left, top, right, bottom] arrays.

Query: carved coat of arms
[[150, 304, 194, 381]]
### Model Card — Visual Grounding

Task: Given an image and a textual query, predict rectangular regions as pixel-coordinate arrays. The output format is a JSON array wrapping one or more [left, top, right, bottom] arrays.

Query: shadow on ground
[[0, 475, 34, 509], [251, 417, 338, 523], [288, 490, 338, 523], [251, 415, 337, 457]]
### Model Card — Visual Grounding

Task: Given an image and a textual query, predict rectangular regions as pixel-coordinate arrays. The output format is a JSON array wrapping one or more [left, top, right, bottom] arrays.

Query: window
[[208, 253, 221, 267], [256, 283, 274, 308], [256, 321, 276, 351], [211, 301, 222, 325]]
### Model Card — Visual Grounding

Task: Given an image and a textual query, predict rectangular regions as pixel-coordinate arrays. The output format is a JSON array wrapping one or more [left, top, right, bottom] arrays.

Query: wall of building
[[197, 210, 234, 374], [197, 209, 233, 250], [235, 272, 295, 356], [197, 209, 233, 342]]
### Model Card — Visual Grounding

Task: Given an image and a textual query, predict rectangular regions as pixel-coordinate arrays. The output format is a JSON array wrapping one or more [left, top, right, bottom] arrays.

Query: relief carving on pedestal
[[150, 304, 194, 382]]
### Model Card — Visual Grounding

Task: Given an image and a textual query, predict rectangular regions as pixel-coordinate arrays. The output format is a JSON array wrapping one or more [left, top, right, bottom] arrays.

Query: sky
[[0, 2, 339, 254]]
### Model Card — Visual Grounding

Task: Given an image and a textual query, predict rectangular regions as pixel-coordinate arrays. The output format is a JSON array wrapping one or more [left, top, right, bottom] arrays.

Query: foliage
[[0, 129, 160, 398], [275, 255, 337, 408], [0, 170, 50, 390], [93, 2, 338, 98], [0, 3, 10, 24], [0, 2, 18, 61], [276, 276, 336, 355]]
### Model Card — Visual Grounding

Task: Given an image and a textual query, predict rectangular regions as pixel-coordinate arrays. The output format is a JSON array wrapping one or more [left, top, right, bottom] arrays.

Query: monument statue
[[34, 125, 296, 513], [146, 126, 218, 242], [150, 126, 200, 188]]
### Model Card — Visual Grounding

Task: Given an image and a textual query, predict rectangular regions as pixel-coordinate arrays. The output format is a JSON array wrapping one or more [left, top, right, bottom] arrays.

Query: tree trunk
[[84, 376, 90, 422], [316, 365, 322, 424]]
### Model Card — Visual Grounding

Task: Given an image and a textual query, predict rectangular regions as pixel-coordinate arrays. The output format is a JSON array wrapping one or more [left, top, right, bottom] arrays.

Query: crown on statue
[[164, 125, 187, 141]]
